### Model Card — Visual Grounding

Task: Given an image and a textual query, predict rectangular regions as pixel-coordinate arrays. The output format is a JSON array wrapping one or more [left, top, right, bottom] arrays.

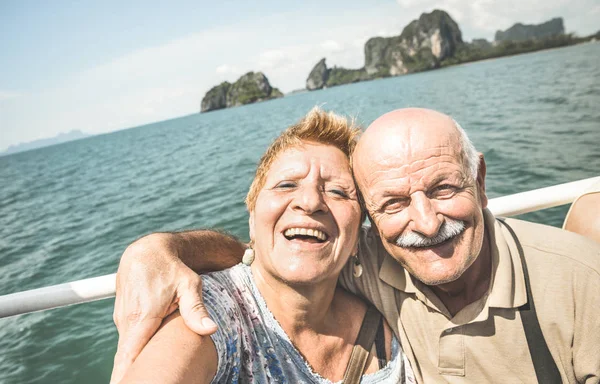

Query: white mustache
[[395, 219, 466, 248]]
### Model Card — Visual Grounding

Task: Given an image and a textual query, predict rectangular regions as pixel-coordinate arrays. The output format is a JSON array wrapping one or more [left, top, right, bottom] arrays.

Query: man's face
[[354, 112, 488, 286]]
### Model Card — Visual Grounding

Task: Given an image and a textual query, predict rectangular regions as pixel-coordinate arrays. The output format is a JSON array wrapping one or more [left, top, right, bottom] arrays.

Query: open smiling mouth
[[283, 228, 329, 243]]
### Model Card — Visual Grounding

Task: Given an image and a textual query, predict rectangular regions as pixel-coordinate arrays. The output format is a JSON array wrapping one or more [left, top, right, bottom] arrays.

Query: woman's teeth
[[284, 228, 328, 241]]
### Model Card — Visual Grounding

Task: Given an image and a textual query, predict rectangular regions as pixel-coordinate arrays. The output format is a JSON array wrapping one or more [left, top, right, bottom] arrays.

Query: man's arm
[[111, 230, 244, 384], [141, 230, 246, 273]]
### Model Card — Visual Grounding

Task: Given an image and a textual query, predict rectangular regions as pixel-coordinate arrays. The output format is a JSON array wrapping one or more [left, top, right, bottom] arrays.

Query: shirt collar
[[376, 209, 527, 311], [486, 210, 527, 309]]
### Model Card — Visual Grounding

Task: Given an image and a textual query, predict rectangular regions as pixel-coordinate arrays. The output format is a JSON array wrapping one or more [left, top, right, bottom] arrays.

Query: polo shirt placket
[[377, 210, 532, 381]]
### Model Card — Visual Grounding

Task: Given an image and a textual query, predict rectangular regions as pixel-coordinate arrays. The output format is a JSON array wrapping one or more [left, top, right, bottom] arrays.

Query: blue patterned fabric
[[203, 264, 412, 383]]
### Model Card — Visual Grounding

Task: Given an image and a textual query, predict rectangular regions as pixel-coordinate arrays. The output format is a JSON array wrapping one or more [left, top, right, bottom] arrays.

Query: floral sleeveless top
[[203, 264, 414, 383]]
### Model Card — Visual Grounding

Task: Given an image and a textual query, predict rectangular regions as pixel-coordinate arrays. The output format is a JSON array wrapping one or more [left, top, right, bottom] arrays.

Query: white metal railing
[[486, 176, 599, 216], [1, 176, 598, 319], [0, 274, 116, 319]]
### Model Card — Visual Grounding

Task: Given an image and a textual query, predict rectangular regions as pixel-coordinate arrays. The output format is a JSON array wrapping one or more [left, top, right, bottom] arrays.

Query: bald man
[[111, 109, 600, 384]]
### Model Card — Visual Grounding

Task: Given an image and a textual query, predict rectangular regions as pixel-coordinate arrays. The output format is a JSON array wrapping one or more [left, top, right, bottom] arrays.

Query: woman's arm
[[112, 230, 244, 383], [119, 312, 218, 384]]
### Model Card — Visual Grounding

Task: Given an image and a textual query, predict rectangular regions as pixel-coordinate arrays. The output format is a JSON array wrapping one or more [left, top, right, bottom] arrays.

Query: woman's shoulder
[[201, 264, 257, 305], [202, 263, 250, 287], [201, 264, 262, 328], [333, 287, 413, 382], [201, 265, 282, 381]]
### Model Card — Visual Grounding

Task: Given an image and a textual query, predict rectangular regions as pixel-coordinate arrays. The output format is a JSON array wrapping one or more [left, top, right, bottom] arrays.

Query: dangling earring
[[242, 247, 255, 266], [352, 254, 363, 278]]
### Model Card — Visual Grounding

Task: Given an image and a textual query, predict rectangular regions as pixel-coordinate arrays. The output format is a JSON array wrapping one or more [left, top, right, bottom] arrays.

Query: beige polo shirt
[[340, 209, 600, 383]]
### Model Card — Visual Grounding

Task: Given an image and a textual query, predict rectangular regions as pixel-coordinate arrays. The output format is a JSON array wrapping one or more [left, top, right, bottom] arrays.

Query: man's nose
[[293, 186, 328, 214], [407, 192, 442, 237]]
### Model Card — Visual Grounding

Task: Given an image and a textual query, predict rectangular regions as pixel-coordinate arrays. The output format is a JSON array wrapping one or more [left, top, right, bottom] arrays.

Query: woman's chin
[[270, 261, 338, 287], [256, 242, 345, 286]]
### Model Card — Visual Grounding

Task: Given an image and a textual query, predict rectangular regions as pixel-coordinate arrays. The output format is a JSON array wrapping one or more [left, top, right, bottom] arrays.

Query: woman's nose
[[293, 186, 328, 214]]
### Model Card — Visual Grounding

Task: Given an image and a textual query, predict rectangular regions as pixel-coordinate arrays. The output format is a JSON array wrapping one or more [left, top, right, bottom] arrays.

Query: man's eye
[[430, 184, 457, 198], [382, 198, 408, 213]]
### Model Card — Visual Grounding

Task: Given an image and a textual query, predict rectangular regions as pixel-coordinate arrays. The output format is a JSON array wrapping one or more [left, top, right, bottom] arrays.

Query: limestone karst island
[[200, 9, 597, 112], [200, 72, 283, 113]]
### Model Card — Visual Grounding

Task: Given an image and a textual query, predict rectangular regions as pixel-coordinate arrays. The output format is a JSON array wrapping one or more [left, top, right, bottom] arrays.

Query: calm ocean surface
[[1, 43, 599, 383]]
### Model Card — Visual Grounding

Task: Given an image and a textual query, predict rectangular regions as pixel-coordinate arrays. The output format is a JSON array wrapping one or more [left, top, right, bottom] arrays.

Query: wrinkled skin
[[111, 234, 224, 384], [352, 108, 491, 312], [111, 108, 494, 381], [249, 142, 361, 288]]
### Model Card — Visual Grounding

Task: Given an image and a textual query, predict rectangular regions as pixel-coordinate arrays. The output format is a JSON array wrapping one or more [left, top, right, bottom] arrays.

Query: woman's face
[[250, 142, 361, 286]]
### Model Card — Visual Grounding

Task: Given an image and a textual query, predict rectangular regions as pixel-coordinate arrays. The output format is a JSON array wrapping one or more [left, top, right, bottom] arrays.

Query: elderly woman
[[119, 108, 408, 383]]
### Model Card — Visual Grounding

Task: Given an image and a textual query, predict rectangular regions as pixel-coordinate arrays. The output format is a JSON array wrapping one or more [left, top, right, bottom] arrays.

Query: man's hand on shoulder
[[110, 230, 244, 383]]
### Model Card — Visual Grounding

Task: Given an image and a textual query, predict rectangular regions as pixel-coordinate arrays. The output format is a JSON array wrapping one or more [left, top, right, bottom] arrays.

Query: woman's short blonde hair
[[245, 107, 361, 212]]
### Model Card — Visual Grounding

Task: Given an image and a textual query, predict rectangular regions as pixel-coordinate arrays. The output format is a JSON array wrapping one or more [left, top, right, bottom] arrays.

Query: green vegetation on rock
[[495, 18, 564, 42], [306, 58, 329, 90], [201, 72, 283, 112], [441, 34, 585, 67], [402, 47, 439, 72], [304, 12, 596, 92], [306, 9, 463, 90], [200, 82, 231, 113], [326, 68, 369, 87]]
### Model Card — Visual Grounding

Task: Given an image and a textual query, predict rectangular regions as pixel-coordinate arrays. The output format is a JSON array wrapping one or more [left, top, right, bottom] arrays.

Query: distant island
[[1, 130, 91, 156], [201, 72, 283, 112], [495, 17, 565, 42], [201, 10, 599, 110], [306, 11, 598, 90]]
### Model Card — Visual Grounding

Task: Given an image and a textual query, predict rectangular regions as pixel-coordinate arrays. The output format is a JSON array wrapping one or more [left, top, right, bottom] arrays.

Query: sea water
[[0, 43, 599, 383]]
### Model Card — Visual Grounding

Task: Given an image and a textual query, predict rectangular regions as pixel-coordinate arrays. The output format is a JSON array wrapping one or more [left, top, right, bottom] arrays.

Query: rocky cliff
[[305, 59, 368, 90], [306, 58, 330, 90], [301, 12, 578, 92], [304, 11, 578, 91], [364, 9, 461, 76], [305, 9, 463, 91], [201, 82, 231, 113], [495, 18, 564, 42], [201, 72, 283, 112], [399, 9, 462, 61]]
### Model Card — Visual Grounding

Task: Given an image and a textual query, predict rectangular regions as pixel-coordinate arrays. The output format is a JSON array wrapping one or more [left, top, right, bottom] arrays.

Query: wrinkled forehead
[[354, 122, 463, 180], [267, 142, 352, 180]]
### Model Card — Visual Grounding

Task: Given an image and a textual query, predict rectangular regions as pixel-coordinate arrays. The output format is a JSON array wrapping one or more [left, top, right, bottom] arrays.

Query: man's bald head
[[353, 108, 479, 184], [351, 107, 488, 288]]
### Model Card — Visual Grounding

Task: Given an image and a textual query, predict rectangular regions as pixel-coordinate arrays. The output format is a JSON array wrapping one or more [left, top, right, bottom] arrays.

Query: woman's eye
[[275, 181, 296, 189], [329, 189, 348, 198]]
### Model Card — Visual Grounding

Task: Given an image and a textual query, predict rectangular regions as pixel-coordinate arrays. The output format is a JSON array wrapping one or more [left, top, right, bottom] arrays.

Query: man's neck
[[431, 234, 493, 317]]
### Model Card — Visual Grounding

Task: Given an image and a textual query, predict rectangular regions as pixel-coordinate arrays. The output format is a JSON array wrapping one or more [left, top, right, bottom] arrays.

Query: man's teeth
[[284, 228, 327, 241]]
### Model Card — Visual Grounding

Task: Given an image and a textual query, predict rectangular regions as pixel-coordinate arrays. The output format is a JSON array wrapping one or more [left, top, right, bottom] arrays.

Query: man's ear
[[477, 153, 488, 208], [366, 214, 382, 238], [248, 213, 255, 243]]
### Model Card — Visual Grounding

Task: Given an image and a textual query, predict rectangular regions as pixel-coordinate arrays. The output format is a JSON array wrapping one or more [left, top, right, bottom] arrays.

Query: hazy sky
[[1, 0, 598, 151]]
